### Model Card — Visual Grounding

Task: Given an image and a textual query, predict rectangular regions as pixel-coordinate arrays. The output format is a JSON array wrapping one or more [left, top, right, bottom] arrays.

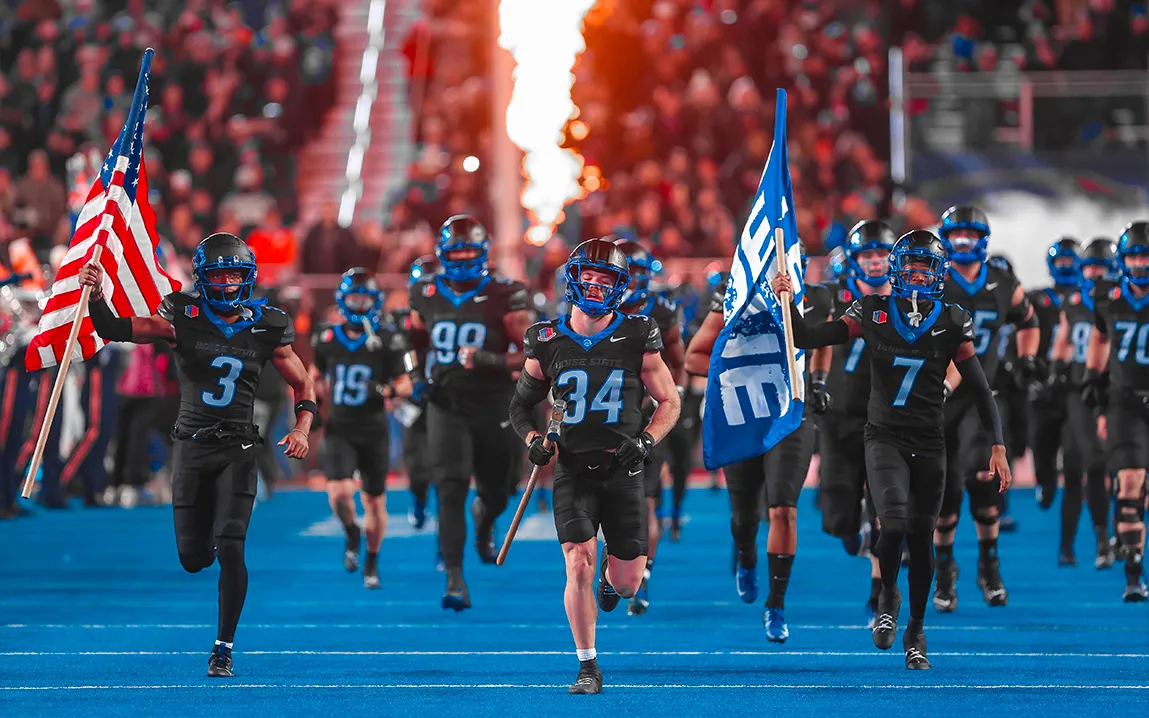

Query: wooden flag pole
[[496, 399, 566, 566], [21, 244, 104, 499], [775, 227, 803, 404]]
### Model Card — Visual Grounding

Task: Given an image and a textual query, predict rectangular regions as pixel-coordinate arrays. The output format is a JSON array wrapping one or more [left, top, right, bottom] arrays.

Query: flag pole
[[21, 244, 104, 499], [775, 226, 803, 404]]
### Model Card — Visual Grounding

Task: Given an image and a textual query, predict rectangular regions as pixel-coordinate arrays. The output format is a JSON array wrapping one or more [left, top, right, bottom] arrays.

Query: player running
[[1083, 221, 1149, 602], [79, 232, 316, 677], [933, 206, 1039, 612], [614, 239, 685, 616], [509, 239, 681, 694], [817, 220, 895, 625], [774, 230, 1011, 670], [684, 245, 833, 643], [1047, 238, 1116, 569], [407, 215, 533, 610], [312, 268, 413, 588]]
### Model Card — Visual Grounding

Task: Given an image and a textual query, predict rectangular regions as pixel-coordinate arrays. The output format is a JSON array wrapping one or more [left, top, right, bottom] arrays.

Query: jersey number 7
[[891, 356, 924, 407]]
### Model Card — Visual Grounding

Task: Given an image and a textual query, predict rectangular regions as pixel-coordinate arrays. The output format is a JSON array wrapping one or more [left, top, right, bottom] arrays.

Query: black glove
[[809, 370, 832, 414], [1013, 354, 1042, 391], [1080, 368, 1109, 410], [409, 380, 434, 407], [616, 432, 654, 468], [527, 435, 555, 466], [1043, 358, 1071, 399]]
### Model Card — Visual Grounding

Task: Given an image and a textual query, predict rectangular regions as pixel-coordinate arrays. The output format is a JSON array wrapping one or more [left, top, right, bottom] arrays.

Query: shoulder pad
[[656, 293, 678, 310], [493, 274, 515, 285], [259, 304, 291, 328], [948, 303, 972, 325], [527, 320, 559, 343]]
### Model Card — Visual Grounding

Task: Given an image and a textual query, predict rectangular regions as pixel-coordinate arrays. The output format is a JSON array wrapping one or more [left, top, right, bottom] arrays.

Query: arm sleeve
[[954, 354, 1006, 446], [88, 295, 134, 342], [643, 317, 664, 353], [1005, 278, 1035, 326], [508, 371, 550, 442], [789, 301, 852, 348]]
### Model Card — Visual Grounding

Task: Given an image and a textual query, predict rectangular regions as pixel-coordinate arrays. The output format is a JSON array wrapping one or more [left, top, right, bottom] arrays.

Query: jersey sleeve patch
[[524, 321, 554, 360]]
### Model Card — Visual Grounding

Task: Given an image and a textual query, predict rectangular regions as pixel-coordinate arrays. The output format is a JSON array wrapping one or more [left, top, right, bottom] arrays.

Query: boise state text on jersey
[[525, 314, 663, 454], [157, 291, 294, 434]]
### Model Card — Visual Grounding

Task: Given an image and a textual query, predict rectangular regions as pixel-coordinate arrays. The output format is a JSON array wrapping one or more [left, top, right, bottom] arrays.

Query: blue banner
[[702, 88, 805, 470]]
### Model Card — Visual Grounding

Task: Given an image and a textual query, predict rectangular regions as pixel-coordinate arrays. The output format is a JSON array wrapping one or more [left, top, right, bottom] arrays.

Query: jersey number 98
[[556, 369, 625, 425], [431, 321, 487, 364]]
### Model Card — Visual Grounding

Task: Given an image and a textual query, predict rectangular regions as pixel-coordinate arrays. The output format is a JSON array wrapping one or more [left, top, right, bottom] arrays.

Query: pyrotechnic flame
[[498, 0, 598, 246]]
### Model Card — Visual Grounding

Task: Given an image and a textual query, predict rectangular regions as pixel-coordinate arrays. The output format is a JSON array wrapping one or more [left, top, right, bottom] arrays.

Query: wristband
[[294, 399, 318, 418]]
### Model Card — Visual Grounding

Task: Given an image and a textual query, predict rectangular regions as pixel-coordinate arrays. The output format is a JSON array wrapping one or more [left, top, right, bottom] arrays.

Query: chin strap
[[907, 290, 923, 327]]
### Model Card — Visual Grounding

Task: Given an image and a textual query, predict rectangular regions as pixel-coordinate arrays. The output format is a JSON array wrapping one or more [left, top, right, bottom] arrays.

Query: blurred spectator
[[299, 200, 360, 275], [246, 207, 297, 287], [15, 150, 66, 251]]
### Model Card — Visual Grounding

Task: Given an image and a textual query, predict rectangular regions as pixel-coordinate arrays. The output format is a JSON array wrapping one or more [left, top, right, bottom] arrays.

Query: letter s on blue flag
[[701, 88, 805, 471]]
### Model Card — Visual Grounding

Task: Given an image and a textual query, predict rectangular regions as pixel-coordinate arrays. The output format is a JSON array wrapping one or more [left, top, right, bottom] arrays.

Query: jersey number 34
[[555, 369, 624, 425]]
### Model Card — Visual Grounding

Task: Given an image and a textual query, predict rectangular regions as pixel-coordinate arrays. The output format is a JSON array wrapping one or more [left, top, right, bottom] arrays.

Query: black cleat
[[933, 559, 958, 613], [903, 622, 930, 670], [977, 557, 1009, 606], [1036, 485, 1056, 510], [471, 498, 497, 564], [669, 516, 682, 542], [207, 646, 233, 677], [441, 567, 471, 611], [872, 586, 901, 651], [628, 571, 649, 615], [569, 660, 603, 694], [597, 552, 621, 612], [1058, 548, 1077, 567], [363, 564, 381, 590], [344, 523, 361, 573]]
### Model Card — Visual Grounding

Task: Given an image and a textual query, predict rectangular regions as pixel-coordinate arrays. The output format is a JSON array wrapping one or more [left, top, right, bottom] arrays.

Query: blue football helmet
[[845, 220, 896, 287], [614, 239, 655, 307], [409, 254, 439, 287], [938, 205, 990, 265], [1080, 237, 1118, 282], [564, 238, 630, 316], [1046, 237, 1081, 287], [335, 267, 383, 325], [192, 232, 258, 313], [436, 215, 489, 282], [1117, 221, 1149, 287], [890, 230, 949, 299]]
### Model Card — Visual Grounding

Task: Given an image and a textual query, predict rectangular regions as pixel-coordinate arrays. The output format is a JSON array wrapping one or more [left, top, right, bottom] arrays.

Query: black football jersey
[[845, 294, 974, 451], [1092, 279, 1149, 392], [525, 313, 662, 454], [622, 292, 682, 340], [942, 263, 1029, 382], [825, 277, 880, 417], [1027, 286, 1071, 361], [1059, 285, 1096, 382], [408, 274, 529, 411], [157, 291, 294, 435], [312, 321, 410, 434]]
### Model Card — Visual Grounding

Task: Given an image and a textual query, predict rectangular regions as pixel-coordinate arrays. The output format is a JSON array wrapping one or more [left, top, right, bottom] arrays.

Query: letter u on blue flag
[[702, 89, 805, 470]]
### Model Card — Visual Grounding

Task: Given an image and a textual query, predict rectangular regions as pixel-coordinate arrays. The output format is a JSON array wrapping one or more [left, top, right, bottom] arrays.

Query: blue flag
[[702, 89, 805, 471]]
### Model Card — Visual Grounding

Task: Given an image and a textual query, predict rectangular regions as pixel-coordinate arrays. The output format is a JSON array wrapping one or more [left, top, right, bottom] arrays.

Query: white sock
[[576, 647, 596, 662]]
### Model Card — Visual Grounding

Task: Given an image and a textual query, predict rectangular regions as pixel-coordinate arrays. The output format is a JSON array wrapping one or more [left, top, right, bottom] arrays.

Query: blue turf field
[[1, 487, 1146, 716]]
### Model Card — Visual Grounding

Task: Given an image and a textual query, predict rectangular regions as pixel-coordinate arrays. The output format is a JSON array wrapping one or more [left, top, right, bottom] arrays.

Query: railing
[[889, 54, 1149, 182]]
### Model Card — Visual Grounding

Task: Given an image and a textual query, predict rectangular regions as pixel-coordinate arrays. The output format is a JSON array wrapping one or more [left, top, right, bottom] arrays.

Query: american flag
[[25, 49, 181, 372]]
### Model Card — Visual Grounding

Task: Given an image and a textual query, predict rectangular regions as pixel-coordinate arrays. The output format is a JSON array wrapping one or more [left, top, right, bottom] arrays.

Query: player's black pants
[[940, 387, 1001, 525], [402, 413, 432, 506], [864, 425, 946, 621], [427, 403, 517, 570], [1029, 392, 1067, 502], [816, 411, 868, 538], [1060, 390, 1110, 547], [171, 435, 259, 644], [724, 419, 815, 558], [665, 388, 705, 516], [553, 451, 648, 560]]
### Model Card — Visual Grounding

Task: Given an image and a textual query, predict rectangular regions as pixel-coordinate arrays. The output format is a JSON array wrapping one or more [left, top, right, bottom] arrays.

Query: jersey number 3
[[202, 356, 243, 408], [556, 368, 624, 424]]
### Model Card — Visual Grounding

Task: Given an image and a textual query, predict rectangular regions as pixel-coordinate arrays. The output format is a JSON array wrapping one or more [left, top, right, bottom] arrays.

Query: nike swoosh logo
[[609, 336, 625, 342], [241, 443, 253, 450], [588, 465, 600, 470], [473, 296, 488, 303], [628, 468, 642, 476], [985, 283, 998, 290], [931, 329, 945, 336], [251, 328, 267, 334], [499, 420, 511, 429]]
